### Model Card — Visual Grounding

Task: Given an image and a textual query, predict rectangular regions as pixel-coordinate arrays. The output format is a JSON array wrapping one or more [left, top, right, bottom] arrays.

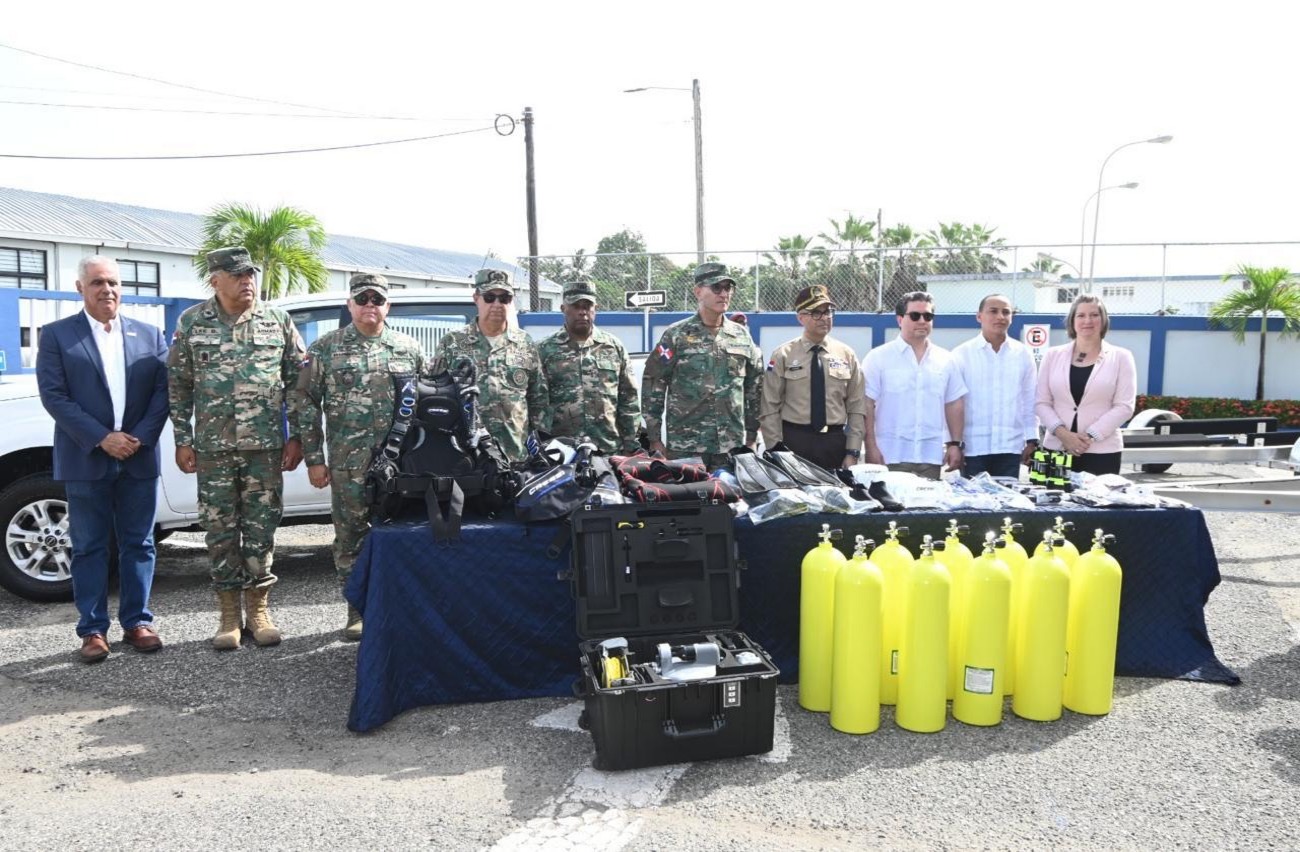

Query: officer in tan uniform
[[759, 284, 865, 470]]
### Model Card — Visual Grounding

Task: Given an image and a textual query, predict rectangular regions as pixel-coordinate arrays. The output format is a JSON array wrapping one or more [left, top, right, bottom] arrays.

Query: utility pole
[[524, 106, 539, 311], [692, 79, 705, 265]]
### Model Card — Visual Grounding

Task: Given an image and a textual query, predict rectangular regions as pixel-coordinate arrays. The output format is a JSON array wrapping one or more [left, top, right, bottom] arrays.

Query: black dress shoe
[[79, 634, 110, 663]]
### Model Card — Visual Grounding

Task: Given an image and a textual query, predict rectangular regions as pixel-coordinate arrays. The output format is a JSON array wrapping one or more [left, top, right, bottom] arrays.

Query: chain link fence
[[522, 241, 1300, 316]]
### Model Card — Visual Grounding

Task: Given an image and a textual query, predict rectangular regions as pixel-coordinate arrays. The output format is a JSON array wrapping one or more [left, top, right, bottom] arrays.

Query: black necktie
[[810, 344, 826, 432]]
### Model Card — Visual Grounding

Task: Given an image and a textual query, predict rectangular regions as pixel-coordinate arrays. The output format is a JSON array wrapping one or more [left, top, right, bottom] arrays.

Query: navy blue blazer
[[36, 311, 171, 481]]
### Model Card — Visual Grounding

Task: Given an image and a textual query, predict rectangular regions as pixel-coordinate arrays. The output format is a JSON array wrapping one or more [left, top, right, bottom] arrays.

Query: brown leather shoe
[[122, 625, 163, 652], [79, 634, 110, 663]]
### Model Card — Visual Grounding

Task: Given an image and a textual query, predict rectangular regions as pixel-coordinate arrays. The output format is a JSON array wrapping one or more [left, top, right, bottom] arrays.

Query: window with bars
[[1102, 285, 1135, 300], [116, 259, 160, 295], [1056, 286, 1079, 303], [0, 247, 48, 289]]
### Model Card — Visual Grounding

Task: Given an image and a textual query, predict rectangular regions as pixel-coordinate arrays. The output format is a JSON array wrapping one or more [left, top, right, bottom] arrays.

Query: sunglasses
[[353, 293, 387, 306], [800, 309, 834, 319], [905, 311, 936, 322], [482, 292, 514, 304], [702, 281, 734, 293]]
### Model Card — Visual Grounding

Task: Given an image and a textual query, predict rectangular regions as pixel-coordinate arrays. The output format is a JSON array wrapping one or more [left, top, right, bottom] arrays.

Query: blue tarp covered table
[[345, 506, 1238, 732]]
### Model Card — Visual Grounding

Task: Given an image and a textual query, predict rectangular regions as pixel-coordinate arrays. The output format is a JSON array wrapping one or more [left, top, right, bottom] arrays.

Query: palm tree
[[819, 214, 876, 266], [1208, 265, 1300, 400], [193, 203, 329, 299], [762, 235, 818, 281]]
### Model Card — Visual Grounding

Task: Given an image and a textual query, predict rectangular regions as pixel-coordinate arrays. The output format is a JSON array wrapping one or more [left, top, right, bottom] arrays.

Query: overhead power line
[[0, 98, 425, 120], [0, 124, 508, 161], [0, 40, 400, 120]]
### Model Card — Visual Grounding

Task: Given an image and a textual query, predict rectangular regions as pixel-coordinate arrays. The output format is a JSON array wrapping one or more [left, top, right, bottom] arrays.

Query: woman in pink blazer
[[1034, 295, 1136, 475]]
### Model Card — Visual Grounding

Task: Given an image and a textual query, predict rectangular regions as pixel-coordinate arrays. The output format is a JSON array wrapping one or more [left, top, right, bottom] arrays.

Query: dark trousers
[[780, 422, 848, 470], [963, 453, 1022, 479], [65, 465, 158, 637], [1072, 451, 1123, 476]]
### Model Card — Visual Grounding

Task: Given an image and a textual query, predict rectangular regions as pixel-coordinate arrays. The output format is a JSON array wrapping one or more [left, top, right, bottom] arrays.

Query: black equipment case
[[570, 501, 779, 770]]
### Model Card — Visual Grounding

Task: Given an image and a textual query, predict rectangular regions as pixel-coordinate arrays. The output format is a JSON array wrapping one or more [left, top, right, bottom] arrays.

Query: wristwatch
[[945, 440, 965, 450], [845, 449, 861, 460]]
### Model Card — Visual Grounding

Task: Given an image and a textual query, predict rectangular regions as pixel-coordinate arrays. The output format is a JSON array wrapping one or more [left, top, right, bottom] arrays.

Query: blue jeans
[[65, 467, 158, 637], [962, 453, 1022, 479]]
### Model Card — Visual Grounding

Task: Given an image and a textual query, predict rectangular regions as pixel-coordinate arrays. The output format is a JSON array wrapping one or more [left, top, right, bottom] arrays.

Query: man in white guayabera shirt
[[862, 291, 968, 480], [950, 293, 1039, 479]]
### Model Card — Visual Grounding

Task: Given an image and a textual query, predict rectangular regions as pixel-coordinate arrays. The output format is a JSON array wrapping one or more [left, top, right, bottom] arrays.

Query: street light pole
[[1080, 182, 1139, 285], [624, 81, 706, 264], [1087, 135, 1172, 285], [692, 78, 705, 265]]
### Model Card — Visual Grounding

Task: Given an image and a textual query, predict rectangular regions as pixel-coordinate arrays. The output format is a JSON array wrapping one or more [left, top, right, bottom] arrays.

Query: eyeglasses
[[353, 293, 387, 306], [704, 281, 734, 293], [482, 292, 514, 304], [799, 309, 835, 319], [905, 311, 936, 322]]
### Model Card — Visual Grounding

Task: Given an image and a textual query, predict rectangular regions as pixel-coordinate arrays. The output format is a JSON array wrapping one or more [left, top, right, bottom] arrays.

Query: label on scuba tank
[[890, 650, 899, 675], [963, 666, 995, 695]]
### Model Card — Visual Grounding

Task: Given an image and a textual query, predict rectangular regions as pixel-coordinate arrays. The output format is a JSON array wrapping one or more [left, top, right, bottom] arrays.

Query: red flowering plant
[[1136, 395, 1300, 428]]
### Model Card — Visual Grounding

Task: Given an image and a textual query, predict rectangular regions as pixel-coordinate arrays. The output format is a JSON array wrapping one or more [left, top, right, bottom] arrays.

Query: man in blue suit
[[37, 255, 171, 662]]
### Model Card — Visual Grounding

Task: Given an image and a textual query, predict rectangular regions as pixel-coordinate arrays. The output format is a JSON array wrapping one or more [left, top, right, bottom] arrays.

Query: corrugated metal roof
[[0, 186, 534, 285]]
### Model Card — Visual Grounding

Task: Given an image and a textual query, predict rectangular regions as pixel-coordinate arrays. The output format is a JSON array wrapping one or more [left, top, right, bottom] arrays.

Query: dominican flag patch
[[654, 344, 674, 362], [766, 359, 776, 372]]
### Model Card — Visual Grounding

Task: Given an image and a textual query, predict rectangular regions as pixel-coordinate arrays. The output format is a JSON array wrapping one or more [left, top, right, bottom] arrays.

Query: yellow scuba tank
[[936, 519, 973, 700], [999, 518, 1030, 696], [1064, 529, 1123, 716], [1011, 530, 1071, 722], [1034, 516, 1080, 570], [896, 534, 951, 733], [952, 532, 1012, 727], [871, 521, 914, 706], [799, 523, 846, 712], [830, 535, 882, 734]]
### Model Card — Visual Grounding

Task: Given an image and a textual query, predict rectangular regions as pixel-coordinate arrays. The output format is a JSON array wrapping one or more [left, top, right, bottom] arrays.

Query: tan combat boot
[[213, 590, 242, 650], [243, 587, 282, 647], [343, 605, 363, 642]]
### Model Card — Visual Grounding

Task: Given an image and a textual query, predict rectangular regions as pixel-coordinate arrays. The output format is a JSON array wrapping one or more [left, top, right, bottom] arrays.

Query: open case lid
[[569, 501, 742, 639]]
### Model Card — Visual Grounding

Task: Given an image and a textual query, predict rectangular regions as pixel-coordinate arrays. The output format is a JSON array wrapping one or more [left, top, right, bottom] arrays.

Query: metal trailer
[[1142, 434, 1300, 513]]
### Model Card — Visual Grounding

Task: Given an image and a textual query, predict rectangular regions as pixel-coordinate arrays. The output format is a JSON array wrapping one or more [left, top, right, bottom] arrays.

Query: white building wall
[[1164, 331, 1300, 399]]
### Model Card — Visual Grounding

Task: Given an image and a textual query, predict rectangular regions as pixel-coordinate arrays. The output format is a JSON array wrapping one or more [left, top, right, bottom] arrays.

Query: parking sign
[[1023, 323, 1050, 363]]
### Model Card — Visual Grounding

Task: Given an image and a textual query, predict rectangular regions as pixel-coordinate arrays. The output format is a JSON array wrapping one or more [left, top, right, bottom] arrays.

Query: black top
[[1069, 363, 1094, 433]]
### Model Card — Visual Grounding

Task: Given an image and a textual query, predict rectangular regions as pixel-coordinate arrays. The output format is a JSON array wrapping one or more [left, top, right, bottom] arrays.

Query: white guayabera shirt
[[950, 333, 1038, 457], [863, 335, 967, 465]]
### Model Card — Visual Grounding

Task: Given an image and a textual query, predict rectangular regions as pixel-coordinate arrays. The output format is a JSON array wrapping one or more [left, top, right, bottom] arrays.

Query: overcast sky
[[1, 0, 1296, 278]]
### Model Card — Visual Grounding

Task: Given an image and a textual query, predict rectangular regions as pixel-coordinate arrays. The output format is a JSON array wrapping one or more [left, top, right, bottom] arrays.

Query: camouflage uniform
[[641, 313, 763, 461], [538, 326, 640, 453], [297, 324, 424, 581], [168, 296, 304, 591], [429, 322, 548, 461]]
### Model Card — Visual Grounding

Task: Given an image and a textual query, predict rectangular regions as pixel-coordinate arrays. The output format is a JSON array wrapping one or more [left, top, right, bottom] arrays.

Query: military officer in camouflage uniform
[[168, 247, 305, 651], [538, 281, 640, 453], [641, 262, 763, 468], [428, 268, 548, 461], [297, 273, 423, 641]]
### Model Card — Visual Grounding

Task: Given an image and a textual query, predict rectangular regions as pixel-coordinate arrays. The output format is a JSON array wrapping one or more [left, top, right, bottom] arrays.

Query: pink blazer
[[1035, 341, 1137, 454]]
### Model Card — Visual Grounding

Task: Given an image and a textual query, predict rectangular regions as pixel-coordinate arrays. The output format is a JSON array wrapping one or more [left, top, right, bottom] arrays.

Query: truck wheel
[[1130, 409, 1182, 474], [0, 474, 74, 602]]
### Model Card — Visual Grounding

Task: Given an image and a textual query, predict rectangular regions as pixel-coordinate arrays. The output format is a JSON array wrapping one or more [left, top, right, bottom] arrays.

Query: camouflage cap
[[206, 246, 260, 275], [473, 268, 514, 294], [795, 284, 836, 312], [349, 272, 389, 296], [692, 261, 735, 288], [562, 280, 598, 305]]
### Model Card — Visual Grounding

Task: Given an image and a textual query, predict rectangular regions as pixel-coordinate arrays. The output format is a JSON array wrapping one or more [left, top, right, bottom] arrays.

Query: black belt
[[782, 421, 845, 434]]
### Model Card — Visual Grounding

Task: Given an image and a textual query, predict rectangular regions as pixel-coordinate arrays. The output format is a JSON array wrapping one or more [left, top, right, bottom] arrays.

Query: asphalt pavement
[[0, 465, 1297, 850]]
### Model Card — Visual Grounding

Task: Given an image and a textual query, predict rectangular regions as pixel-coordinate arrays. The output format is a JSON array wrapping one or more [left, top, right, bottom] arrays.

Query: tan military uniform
[[760, 335, 865, 468]]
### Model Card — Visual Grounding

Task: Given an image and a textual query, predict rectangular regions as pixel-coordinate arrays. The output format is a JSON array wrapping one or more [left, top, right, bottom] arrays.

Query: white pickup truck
[[0, 288, 478, 602]]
